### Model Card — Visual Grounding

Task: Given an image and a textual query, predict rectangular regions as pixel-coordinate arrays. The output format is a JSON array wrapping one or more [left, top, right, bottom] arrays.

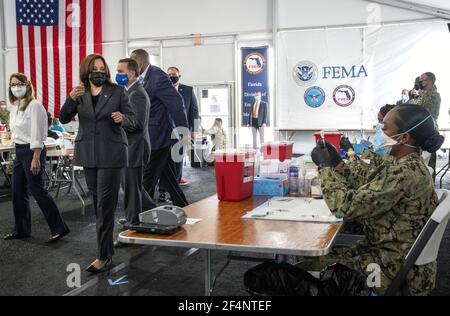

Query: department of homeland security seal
[[304, 86, 326, 108], [293, 61, 318, 87]]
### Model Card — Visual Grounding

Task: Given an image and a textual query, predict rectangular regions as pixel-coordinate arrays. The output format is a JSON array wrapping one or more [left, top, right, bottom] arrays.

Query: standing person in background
[[0, 100, 9, 126], [1, 99, 12, 187], [3, 73, 69, 242], [60, 54, 135, 273], [167, 66, 200, 187], [115, 58, 155, 231], [131, 49, 189, 207], [47, 112, 60, 140], [248, 92, 268, 149], [203, 118, 227, 162], [396, 89, 410, 105], [412, 72, 441, 121], [411, 72, 442, 177]]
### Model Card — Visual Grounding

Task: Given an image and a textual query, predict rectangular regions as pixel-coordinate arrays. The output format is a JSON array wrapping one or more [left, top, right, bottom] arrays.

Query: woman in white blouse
[[3, 73, 69, 243]]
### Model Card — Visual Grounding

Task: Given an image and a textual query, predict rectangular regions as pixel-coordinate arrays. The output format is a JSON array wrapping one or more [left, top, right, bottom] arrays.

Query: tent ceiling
[[362, 0, 450, 19], [405, 0, 450, 11]]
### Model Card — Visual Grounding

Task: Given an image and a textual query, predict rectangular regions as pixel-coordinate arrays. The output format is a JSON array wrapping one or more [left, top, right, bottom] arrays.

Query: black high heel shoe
[[85, 258, 113, 274], [4, 233, 29, 241], [47, 230, 70, 244]]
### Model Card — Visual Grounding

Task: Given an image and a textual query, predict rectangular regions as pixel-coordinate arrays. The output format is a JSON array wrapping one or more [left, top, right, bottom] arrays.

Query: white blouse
[[8, 99, 48, 149]]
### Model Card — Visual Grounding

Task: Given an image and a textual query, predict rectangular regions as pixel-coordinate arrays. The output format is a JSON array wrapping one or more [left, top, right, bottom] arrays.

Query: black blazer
[[178, 84, 199, 132], [249, 101, 269, 127], [60, 84, 135, 169], [141, 65, 188, 151], [122, 82, 151, 168]]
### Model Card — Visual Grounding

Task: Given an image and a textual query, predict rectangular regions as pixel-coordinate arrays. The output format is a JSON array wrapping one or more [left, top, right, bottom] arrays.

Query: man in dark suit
[[247, 92, 268, 149], [167, 66, 200, 186], [131, 49, 189, 207], [396, 89, 410, 106], [116, 58, 156, 229]]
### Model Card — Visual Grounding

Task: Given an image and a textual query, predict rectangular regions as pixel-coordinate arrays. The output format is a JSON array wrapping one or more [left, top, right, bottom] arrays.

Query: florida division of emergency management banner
[[241, 46, 270, 127], [276, 22, 450, 130]]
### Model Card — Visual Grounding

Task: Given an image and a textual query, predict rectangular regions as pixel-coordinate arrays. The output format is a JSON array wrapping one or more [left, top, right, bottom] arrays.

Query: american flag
[[15, 0, 102, 117]]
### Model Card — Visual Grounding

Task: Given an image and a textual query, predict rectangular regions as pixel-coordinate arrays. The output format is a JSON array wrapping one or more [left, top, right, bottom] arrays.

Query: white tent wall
[[162, 43, 235, 84], [128, 0, 273, 39], [1, 0, 448, 152], [276, 22, 450, 129]]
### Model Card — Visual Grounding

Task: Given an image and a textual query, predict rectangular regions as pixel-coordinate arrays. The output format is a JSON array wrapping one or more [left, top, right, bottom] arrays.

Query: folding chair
[[385, 189, 450, 296]]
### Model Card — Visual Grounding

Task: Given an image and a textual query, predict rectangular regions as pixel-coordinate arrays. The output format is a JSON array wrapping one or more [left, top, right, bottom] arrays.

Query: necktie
[[253, 102, 260, 119]]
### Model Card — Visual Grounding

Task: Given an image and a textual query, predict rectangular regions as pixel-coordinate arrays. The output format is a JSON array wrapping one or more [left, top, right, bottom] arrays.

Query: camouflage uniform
[[411, 88, 441, 177], [361, 149, 383, 167], [0, 107, 9, 126], [0, 107, 14, 179], [412, 87, 441, 121], [296, 153, 438, 295]]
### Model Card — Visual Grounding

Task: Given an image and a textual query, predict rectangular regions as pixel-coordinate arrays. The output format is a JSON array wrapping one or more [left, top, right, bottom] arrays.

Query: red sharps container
[[261, 142, 294, 162], [214, 150, 256, 202]]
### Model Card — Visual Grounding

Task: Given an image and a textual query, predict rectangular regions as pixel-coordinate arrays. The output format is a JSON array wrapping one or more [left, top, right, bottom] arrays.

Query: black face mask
[[170, 76, 180, 85], [90, 71, 107, 87]]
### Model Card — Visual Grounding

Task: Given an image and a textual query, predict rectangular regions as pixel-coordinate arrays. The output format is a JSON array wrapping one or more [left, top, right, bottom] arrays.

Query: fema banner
[[276, 22, 450, 130], [277, 28, 372, 130], [241, 47, 270, 127]]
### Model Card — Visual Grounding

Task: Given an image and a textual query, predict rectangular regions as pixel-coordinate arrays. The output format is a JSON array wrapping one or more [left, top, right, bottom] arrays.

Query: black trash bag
[[319, 263, 371, 296], [244, 261, 320, 296]]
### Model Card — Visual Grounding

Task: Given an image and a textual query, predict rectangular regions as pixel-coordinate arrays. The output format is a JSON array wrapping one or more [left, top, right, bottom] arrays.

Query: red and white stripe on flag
[[16, 0, 102, 118]]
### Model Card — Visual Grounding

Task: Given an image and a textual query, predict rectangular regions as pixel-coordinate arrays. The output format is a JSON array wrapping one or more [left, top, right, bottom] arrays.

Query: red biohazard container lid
[[214, 149, 256, 163]]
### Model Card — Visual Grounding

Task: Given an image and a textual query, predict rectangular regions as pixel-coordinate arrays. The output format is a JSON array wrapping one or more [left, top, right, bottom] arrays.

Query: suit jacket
[[60, 84, 135, 169], [178, 84, 199, 132], [396, 99, 409, 106], [141, 65, 188, 151], [250, 101, 269, 127], [122, 82, 151, 168]]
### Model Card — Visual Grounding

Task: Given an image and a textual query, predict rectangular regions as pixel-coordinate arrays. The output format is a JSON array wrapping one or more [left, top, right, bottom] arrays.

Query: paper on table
[[185, 218, 202, 225], [242, 197, 343, 223]]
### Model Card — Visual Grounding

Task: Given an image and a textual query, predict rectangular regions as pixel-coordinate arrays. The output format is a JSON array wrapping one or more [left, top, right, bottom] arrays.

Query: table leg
[[276, 254, 288, 263], [440, 163, 450, 189], [0, 161, 11, 187], [205, 249, 212, 296], [72, 165, 86, 216], [438, 154, 450, 189]]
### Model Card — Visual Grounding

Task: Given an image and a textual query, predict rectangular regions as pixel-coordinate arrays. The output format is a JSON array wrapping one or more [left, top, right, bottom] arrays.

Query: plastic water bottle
[[254, 151, 262, 177], [289, 165, 299, 194]]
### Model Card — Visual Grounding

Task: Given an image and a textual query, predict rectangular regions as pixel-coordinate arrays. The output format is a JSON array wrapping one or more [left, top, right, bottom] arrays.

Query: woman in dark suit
[[60, 54, 135, 273]]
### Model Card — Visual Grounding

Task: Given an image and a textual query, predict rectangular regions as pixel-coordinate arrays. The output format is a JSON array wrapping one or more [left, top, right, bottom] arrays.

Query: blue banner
[[242, 46, 270, 127]]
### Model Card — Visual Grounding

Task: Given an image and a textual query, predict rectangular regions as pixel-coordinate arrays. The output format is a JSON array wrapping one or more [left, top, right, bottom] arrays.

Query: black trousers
[[123, 166, 156, 225], [143, 146, 189, 207], [12, 145, 68, 237], [84, 168, 122, 261], [174, 145, 184, 183]]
